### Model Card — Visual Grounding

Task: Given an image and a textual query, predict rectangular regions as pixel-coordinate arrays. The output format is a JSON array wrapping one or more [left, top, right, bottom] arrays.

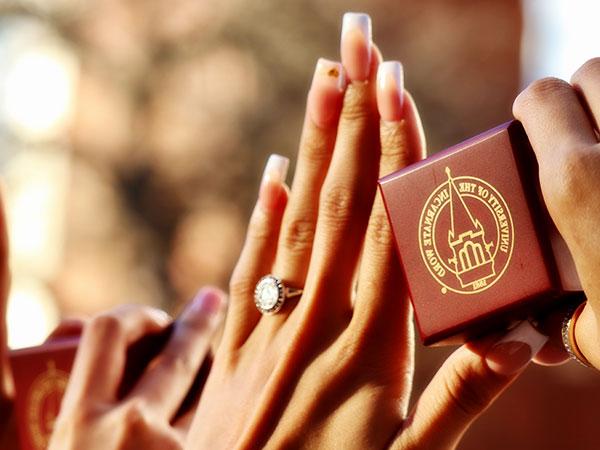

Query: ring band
[[561, 301, 592, 368], [254, 275, 303, 314]]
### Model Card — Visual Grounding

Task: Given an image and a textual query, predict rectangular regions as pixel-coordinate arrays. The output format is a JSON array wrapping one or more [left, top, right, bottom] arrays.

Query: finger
[[394, 322, 547, 450], [571, 301, 600, 368], [571, 58, 600, 130], [352, 63, 425, 411], [305, 13, 380, 314], [61, 305, 171, 408], [128, 288, 225, 420], [532, 306, 572, 366], [272, 58, 345, 292], [222, 154, 289, 348], [45, 318, 86, 342], [513, 77, 597, 169], [354, 64, 425, 325]]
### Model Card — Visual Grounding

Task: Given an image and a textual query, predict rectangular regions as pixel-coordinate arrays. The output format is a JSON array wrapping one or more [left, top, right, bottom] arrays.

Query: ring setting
[[254, 275, 303, 314], [561, 300, 592, 368]]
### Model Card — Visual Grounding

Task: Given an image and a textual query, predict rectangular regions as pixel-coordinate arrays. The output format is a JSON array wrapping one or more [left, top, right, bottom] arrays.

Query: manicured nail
[[148, 308, 172, 326], [485, 321, 548, 376], [307, 58, 346, 127], [261, 153, 289, 186], [258, 154, 289, 210], [341, 12, 372, 82], [377, 61, 404, 121], [184, 287, 226, 319]]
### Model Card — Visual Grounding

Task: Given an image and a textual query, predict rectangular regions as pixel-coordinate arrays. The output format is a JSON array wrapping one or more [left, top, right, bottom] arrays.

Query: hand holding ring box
[[10, 327, 174, 450], [379, 121, 583, 345]]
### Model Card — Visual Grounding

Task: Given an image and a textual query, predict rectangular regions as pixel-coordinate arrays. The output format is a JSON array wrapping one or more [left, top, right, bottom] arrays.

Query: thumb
[[393, 321, 547, 450]]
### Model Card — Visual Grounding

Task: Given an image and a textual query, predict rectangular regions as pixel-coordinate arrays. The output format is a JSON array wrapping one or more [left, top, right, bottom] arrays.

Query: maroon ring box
[[379, 121, 582, 345], [10, 338, 78, 450]]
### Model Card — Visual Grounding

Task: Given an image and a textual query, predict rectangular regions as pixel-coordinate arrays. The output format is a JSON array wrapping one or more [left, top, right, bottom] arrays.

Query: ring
[[254, 275, 303, 314], [561, 301, 592, 368]]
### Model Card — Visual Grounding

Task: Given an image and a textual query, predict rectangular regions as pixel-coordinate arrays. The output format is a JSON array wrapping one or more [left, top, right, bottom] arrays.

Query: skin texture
[[48, 289, 226, 450], [184, 17, 538, 450], [515, 57, 600, 369]]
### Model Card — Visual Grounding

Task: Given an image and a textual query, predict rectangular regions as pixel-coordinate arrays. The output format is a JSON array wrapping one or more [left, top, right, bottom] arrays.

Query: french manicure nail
[[261, 153, 289, 186], [184, 287, 226, 319], [376, 61, 404, 122], [258, 154, 289, 210], [308, 58, 346, 126], [341, 12, 372, 81], [485, 321, 548, 376], [148, 308, 172, 326]]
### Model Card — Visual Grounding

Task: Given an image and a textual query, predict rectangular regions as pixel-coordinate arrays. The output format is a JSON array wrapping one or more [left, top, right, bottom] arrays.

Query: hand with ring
[[48, 289, 226, 450], [185, 13, 548, 449], [514, 58, 600, 370]]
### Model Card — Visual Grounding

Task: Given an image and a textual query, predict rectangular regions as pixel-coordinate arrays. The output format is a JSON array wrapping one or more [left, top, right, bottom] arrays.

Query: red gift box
[[10, 338, 78, 450], [379, 121, 582, 345]]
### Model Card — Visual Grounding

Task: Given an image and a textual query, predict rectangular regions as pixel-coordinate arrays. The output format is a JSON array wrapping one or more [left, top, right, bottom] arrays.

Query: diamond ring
[[254, 275, 303, 314], [561, 300, 592, 368]]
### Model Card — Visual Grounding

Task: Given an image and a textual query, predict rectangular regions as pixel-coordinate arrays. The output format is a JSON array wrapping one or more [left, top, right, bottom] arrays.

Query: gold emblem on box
[[26, 361, 69, 449], [418, 167, 514, 294]]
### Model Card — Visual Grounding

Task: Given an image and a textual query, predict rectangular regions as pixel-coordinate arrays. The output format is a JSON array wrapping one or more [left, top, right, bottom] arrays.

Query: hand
[[514, 58, 600, 369], [185, 13, 547, 449], [48, 288, 226, 450]]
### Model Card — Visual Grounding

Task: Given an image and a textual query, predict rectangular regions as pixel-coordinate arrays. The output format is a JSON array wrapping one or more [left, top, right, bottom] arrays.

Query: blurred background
[[0, 0, 599, 448]]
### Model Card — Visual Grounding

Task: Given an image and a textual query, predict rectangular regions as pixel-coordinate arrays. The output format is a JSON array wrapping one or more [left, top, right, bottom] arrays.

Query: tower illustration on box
[[445, 167, 496, 288]]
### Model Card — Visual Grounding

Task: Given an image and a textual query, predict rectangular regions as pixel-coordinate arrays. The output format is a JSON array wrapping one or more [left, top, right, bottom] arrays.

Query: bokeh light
[[3, 48, 76, 140]]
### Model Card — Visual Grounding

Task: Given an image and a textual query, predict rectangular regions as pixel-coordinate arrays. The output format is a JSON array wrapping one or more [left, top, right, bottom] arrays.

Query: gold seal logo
[[26, 361, 69, 449], [418, 167, 514, 294]]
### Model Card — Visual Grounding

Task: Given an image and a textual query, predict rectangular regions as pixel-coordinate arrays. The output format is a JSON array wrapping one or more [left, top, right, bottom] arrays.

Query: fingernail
[[184, 287, 226, 319], [376, 61, 404, 121], [258, 154, 289, 210], [148, 308, 172, 326], [307, 58, 346, 127], [485, 321, 548, 376], [341, 12, 372, 82]]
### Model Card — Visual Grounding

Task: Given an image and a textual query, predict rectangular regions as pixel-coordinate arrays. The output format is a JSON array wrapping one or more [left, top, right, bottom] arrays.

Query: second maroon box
[[379, 121, 582, 345]]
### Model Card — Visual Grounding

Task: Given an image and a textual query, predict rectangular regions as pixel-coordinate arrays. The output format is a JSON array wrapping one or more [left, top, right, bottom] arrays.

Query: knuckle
[[122, 399, 150, 429], [160, 350, 196, 376], [319, 183, 369, 227], [380, 123, 412, 166], [571, 57, 600, 85], [86, 313, 123, 341], [441, 360, 495, 418], [68, 405, 102, 429], [513, 77, 572, 119], [543, 147, 594, 211], [228, 274, 255, 300], [339, 85, 374, 123], [281, 216, 316, 255], [366, 209, 394, 248], [246, 210, 272, 242], [300, 131, 333, 165]]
